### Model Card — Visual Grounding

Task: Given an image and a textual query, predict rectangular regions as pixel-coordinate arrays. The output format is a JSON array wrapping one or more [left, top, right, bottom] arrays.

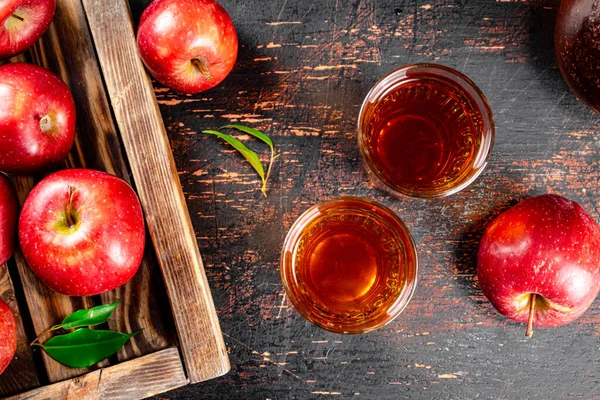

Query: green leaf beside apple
[[31, 301, 139, 368], [61, 300, 121, 330], [35, 329, 141, 369]]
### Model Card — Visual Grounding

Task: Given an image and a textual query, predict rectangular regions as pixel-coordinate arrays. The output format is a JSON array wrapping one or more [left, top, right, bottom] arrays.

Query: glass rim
[[357, 63, 495, 199], [280, 196, 419, 334]]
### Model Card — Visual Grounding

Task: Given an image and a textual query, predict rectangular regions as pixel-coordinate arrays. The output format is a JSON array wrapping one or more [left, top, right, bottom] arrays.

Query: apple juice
[[281, 197, 418, 334], [358, 64, 494, 198]]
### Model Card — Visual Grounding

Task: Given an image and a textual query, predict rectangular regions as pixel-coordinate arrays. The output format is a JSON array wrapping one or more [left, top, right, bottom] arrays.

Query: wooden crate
[[0, 0, 230, 398]]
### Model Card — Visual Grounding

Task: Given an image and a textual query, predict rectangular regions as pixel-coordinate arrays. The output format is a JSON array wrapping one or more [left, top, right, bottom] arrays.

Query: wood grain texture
[[81, 0, 230, 384], [0, 263, 39, 396], [11, 249, 93, 383], [7, 347, 188, 400], [130, 0, 600, 398]]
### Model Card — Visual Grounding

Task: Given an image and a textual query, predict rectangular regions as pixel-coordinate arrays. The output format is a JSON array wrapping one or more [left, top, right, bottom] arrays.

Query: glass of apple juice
[[280, 197, 418, 334], [358, 63, 495, 198]]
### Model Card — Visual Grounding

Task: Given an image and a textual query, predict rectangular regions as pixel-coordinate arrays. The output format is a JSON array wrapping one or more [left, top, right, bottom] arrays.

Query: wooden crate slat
[[6, 347, 188, 400], [100, 252, 178, 361], [27, 0, 176, 362], [80, 0, 230, 383], [11, 249, 92, 382], [0, 264, 39, 396], [29, 3, 130, 176]]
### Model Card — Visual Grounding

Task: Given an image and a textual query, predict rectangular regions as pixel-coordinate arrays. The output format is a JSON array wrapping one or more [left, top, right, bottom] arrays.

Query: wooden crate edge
[[80, 0, 230, 383], [4, 347, 188, 400]]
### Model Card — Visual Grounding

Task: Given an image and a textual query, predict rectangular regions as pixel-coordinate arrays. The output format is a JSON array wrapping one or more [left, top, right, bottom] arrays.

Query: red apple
[[0, 298, 16, 375], [0, 63, 76, 173], [137, 0, 238, 94], [478, 194, 600, 337], [555, 0, 600, 113], [0, 173, 18, 266], [0, 0, 55, 60], [19, 169, 145, 296]]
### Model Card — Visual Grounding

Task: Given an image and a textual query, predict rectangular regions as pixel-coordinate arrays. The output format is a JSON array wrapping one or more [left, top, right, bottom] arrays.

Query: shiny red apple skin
[[137, 0, 238, 94], [0, 0, 55, 60], [478, 194, 600, 328], [0, 173, 18, 266], [0, 63, 76, 174], [0, 298, 16, 375], [19, 169, 145, 297]]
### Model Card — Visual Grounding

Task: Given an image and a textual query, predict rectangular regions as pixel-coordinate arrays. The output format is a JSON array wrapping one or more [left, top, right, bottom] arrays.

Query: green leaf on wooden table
[[202, 129, 266, 187], [36, 328, 141, 368], [220, 124, 274, 152], [61, 300, 120, 330], [205, 125, 278, 197]]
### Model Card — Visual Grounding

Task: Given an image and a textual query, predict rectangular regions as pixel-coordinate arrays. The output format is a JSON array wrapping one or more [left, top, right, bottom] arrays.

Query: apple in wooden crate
[[19, 169, 146, 297], [0, 298, 16, 375], [0, 173, 17, 266], [0, 63, 76, 174], [136, 0, 238, 94], [478, 194, 600, 336], [0, 0, 55, 59]]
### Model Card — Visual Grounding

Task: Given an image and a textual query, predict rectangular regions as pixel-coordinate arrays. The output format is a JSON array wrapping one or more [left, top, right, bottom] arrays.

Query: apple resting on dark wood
[[477, 194, 600, 337], [18, 169, 145, 297], [0, 63, 76, 174], [136, 0, 238, 94]]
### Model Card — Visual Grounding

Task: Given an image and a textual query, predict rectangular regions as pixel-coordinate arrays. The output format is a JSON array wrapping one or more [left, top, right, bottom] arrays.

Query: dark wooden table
[[129, 0, 600, 398]]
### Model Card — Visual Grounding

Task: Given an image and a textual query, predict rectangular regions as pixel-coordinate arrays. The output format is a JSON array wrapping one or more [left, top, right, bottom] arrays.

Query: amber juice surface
[[281, 197, 418, 334], [359, 64, 494, 198]]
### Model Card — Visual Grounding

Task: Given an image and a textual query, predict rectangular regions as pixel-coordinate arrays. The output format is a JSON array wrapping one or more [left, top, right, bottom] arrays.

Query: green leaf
[[38, 328, 140, 368], [202, 130, 265, 181], [61, 300, 120, 330], [202, 125, 278, 197], [219, 124, 274, 151]]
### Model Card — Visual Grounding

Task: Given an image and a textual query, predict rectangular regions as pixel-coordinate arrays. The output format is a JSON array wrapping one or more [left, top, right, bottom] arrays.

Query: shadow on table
[[450, 169, 535, 303], [128, 0, 152, 28]]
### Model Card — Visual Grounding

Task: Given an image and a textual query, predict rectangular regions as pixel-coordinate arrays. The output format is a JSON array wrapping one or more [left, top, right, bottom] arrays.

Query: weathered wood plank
[[7, 347, 188, 400], [0, 263, 39, 396], [81, 0, 230, 383], [11, 249, 93, 383], [100, 251, 178, 361]]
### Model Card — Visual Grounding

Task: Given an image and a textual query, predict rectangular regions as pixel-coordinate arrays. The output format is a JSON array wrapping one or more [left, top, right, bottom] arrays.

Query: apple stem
[[30, 324, 61, 347], [65, 186, 76, 228], [526, 293, 536, 338], [262, 150, 279, 197], [9, 14, 24, 22], [191, 58, 212, 80]]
